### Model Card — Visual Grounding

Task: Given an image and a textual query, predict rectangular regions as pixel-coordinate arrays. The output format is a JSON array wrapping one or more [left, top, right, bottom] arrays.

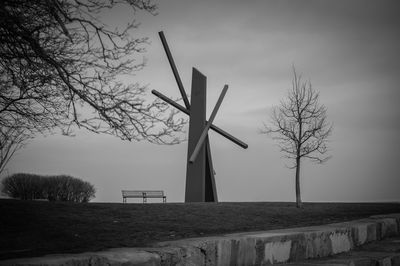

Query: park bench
[[122, 190, 166, 203]]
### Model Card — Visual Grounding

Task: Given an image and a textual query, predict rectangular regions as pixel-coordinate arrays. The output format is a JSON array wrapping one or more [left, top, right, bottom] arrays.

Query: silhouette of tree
[[0, 0, 185, 145], [0, 126, 30, 175], [1, 173, 96, 202], [262, 67, 332, 208]]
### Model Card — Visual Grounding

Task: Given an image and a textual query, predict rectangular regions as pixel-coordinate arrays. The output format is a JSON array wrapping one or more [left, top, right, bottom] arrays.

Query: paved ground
[[284, 236, 400, 265]]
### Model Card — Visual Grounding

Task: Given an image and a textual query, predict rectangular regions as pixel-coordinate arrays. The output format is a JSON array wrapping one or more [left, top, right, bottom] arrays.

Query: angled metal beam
[[158, 31, 190, 110], [152, 89, 188, 114], [189, 85, 228, 163], [205, 138, 218, 202], [152, 89, 248, 149]]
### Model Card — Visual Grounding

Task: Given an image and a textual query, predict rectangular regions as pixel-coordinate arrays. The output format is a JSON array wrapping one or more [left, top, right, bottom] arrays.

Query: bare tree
[[262, 68, 332, 208], [0, 126, 30, 175], [0, 0, 185, 145]]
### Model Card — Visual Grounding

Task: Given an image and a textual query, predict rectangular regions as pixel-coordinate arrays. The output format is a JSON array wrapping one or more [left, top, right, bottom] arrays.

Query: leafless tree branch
[[0, 125, 31, 175], [0, 0, 185, 145]]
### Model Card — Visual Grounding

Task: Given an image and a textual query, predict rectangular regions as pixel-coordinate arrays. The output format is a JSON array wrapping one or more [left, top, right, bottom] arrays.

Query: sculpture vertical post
[[185, 68, 207, 202]]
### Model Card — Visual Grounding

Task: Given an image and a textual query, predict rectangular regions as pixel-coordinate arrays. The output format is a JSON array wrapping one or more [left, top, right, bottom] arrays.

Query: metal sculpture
[[152, 31, 248, 202]]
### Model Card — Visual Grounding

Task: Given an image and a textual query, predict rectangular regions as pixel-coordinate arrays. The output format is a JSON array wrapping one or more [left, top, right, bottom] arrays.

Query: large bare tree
[[0, 0, 185, 145], [262, 68, 332, 208]]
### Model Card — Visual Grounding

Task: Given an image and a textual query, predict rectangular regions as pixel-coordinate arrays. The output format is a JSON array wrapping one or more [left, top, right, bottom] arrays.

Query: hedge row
[[1, 173, 96, 202]]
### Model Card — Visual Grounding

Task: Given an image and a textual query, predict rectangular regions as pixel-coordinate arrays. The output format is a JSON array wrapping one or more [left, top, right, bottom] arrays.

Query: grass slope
[[1, 199, 399, 260]]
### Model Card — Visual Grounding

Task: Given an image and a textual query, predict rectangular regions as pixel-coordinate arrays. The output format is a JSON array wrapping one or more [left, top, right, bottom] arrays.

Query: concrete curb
[[284, 235, 400, 265], [1, 213, 400, 266]]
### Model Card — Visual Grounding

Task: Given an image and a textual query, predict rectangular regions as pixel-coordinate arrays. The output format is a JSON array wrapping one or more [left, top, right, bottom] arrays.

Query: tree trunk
[[295, 156, 302, 208]]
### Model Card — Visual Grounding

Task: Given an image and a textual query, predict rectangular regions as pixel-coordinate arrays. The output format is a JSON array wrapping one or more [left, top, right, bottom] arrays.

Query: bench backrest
[[144, 191, 165, 197], [122, 190, 165, 197], [122, 190, 144, 197]]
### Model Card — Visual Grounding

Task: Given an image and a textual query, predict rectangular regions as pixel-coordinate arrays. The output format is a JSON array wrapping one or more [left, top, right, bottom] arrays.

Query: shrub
[[1, 173, 95, 202]]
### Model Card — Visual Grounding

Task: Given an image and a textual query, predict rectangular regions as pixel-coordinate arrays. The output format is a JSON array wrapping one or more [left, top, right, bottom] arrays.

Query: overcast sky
[[5, 0, 400, 203]]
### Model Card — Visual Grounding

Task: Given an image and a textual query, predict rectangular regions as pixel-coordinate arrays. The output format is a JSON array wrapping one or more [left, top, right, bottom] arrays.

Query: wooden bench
[[122, 190, 166, 203]]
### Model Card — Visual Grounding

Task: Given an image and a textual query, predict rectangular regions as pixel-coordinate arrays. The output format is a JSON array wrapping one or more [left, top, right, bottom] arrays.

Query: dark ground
[[1, 199, 399, 260]]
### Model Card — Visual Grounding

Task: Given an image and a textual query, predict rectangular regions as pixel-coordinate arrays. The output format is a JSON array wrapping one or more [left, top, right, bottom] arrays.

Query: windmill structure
[[152, 31, 248, 203]]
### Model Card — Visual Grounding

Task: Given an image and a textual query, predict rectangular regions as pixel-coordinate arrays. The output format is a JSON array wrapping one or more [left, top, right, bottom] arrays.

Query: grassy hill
[[1, 199, 399, 260]]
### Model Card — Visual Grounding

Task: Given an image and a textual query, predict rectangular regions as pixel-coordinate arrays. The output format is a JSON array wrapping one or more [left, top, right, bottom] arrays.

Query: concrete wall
[[1, 213, 400, 266]]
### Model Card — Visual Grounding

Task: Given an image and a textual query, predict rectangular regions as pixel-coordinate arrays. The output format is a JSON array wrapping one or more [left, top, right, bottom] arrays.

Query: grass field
[[1, 199, 399, 260]]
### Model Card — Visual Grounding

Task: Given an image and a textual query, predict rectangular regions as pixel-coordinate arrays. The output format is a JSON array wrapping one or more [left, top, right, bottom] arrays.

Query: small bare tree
[[0, 126, 31, 175], [262, 68, 332, 208]]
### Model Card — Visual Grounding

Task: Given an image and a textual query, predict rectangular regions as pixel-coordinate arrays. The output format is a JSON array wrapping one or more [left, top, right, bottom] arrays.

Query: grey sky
[[5, 0, 400, 202]]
